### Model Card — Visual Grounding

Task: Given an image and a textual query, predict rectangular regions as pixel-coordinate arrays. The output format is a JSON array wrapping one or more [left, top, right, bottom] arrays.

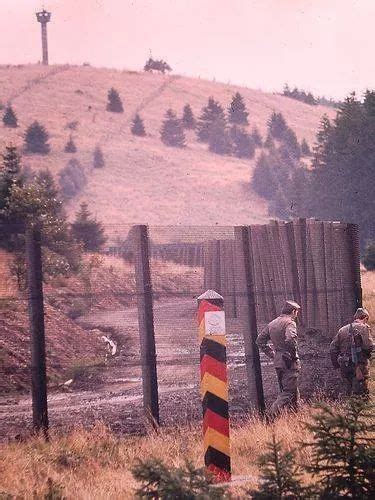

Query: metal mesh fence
[[0, 220, 361, 439]]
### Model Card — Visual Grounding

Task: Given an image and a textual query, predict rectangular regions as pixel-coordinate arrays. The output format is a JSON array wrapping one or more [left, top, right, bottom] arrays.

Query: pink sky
[[1, 0, 374, 99]]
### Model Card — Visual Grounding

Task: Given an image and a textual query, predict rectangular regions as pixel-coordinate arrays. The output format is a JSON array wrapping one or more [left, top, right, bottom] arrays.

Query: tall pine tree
[[268, 111, 288, 139], [252, 152, 278, 200], [230, 126, 255, 158], [182, 104, 196, 129], [228, 92, 249, 125], [196, 97, 225, 143], [281, 127, 301, 159], [208, 116, 231, 155], [160, 109, 186, 148], [0, 145, 22, 211]]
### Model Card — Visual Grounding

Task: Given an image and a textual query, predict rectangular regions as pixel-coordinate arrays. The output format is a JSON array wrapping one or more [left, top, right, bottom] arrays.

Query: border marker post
[[197, 290, 231, 482]]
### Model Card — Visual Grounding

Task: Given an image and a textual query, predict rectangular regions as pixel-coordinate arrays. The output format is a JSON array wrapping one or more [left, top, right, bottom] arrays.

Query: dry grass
[[0, 64, 335, 229], [0, 274, 373, 497], [362, 270, 375, 328], [0, 406, 318, 499]]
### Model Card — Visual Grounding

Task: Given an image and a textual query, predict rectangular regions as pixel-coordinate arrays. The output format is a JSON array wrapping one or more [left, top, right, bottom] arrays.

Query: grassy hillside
[[0, 64, 335, 227]]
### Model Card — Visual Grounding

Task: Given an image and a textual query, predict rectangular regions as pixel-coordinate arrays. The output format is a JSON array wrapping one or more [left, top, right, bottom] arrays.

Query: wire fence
[[0, 219, 361, 439]]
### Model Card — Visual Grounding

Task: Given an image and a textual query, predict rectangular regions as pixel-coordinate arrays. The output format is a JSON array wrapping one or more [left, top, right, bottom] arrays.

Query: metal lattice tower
[[36, 9, 51, 65]]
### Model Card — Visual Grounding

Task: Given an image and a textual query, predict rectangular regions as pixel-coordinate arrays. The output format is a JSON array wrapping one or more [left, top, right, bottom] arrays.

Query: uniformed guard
[[256, 300, 301, 416], [330, 308, 373, 399]]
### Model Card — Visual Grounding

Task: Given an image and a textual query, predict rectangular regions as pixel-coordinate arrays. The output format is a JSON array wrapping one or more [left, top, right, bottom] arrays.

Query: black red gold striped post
[[197, 290, 231, 482]]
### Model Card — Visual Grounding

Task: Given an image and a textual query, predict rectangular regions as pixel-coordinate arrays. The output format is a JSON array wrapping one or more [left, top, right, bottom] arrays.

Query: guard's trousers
[[271, 368, 300, 416], [340, 361, 370, 399]]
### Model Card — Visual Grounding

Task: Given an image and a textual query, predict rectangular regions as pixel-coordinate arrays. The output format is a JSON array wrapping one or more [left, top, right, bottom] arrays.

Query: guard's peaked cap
[[354, 307, 370, 319], [285, 300, 301, 310]]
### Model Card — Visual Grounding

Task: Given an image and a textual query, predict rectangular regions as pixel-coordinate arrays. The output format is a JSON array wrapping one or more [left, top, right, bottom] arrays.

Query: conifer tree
[[363, 241, 375, 270], [5, 173, 82, 276], [312, 114, 333, 169], [144, 58, 172, 74], [160, 109, 186, 148], [106, 87, 124, 113], [208, 116, 231, 155], [93, 145, 105, 168], [289, 168, 310, 218], [230, 125, 255, 158], [269, 185, 290, 219], [251, 126, 263, 147], [264, 132, 276, 150], [64, 136, 77, 153], [0, 145, 22, 212], [196, 97, 225, 143], [281, 127, 301, 159], [132, 458, 227, 499], [131, 114, 146, 137], [35, 168, 59, 203], [24, 121, 50, 154], [2, 105, 18, 128], [304, 399, 375, 499], [182, 104, 196, 129], [283, 83, 291, 97], [71, 202, 107, 251], [228, 92, 249, 125], [251, 152, 278, 200], [248, 434, 306, 499], [268, 111, 288, 139], [301, 138, 311, 156]]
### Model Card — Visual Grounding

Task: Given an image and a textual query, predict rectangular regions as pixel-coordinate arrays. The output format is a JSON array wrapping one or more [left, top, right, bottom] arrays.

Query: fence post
[[25, 227, 49, 438], [133, 225, 160, 426], [197, 290, 231, 482], [234, 226, 265, 414], [346, 223, 363, 310]]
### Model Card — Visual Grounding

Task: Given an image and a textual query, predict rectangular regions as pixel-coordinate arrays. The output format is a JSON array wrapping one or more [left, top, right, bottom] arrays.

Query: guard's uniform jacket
[[330, 319, 373, 397], [256, 314, 300, 415]]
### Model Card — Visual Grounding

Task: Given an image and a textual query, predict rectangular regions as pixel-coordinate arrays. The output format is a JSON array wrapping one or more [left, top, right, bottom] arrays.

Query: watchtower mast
[[36, 9, 51, 65]]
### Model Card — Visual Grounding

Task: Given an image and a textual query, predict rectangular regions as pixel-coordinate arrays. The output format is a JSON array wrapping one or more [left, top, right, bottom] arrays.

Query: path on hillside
[[0, 297, 249, 440], [7, 65, 70, 104]]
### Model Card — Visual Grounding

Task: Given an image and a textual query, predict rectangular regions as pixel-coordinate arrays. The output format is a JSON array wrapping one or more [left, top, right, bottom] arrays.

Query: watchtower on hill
[[36, 9, 51, 65]]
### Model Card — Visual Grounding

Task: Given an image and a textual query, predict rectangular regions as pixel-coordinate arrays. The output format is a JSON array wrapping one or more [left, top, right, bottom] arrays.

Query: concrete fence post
[[25, 227, 49, 438], [133, 225, 160, 427]]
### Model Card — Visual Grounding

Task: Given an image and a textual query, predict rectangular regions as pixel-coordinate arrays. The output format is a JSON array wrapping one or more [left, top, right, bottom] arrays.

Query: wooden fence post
[[234, 226, 265, 414], [197, 290, 231, 482], [133, 225, 160, 426], [25, 228, 49, 438]]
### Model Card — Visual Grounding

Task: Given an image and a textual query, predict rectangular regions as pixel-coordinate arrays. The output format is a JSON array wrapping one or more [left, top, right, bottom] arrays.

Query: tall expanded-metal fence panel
[[0, 219, 362, 440], [203, 220, 361, 400], [148, 226, 251, 426]]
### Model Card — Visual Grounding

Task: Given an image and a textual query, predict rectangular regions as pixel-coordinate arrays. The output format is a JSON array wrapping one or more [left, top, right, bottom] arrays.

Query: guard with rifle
[[330, 308, 373, 399]]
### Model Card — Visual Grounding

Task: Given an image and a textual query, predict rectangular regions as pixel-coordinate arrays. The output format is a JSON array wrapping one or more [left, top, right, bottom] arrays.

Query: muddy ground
[[1, 298, 269, 441], [1, 296, 335, 441]]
